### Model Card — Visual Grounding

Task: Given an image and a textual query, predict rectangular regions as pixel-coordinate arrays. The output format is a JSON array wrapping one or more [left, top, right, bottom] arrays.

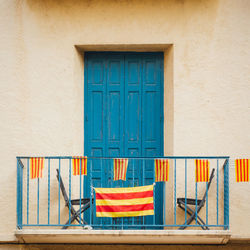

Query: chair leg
[[62, 202, 90, 229], [62, 215, 85, 229], [178, 204, 208, 230], [179, 203, 208, 227], [178, 203, 209, 230], [62, 207, 83, 229], [71, 203, 90, 225]]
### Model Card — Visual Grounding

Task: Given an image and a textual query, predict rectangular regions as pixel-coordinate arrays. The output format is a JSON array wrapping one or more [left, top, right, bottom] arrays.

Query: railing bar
[[20, 164, 23, 229], [100, 158, 103, 229], [83, 168, 85, 226], [153, 159, 155, 226], [48, 159, 50, 225], [109, 159, 112, 227], [16, 159, 19, 228], [206, 181, 208, 225], [90, 159, 93, 227], [133, 159, 135, 226], [27, 159, 29, 225], [217, 159, 219, 225], [69, 159, 71, 225], [58, 158, 61, 224], [79, 159, 82, 225], [142, 159, 145, 227], [17, 159, 23, 229], [195, 182, 197, 225], [37, 177, 39, 225], [110, 159, 113, 228], [174, 159, 176, 225], [163, 181, 166, 228], [227, 159, 230, 229], [122, 160, 124, 230], [185, 159, 187, 224], [224, 159, 230, 229]]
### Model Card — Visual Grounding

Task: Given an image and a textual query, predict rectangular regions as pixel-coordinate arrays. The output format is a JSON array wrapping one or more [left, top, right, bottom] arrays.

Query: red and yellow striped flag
[[113, 158, 128, 181], [195, 159, 210, 182], [95, 185, 154, 217], [155, 159, 169, 182], [235, 159, 249, 182], [72, 156, 87, 176], [30, 157, 44, 179]]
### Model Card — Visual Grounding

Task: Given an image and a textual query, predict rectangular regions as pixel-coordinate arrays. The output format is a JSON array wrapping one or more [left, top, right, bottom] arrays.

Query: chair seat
[[177, 198, 203, 207]]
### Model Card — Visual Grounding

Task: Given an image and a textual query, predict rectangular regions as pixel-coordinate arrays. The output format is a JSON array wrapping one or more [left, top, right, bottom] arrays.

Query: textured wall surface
[[0, 0, 249, 243]]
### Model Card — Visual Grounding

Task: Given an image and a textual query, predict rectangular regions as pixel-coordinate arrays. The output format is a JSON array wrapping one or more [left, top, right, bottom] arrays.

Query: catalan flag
[[72, 156, 87, 176], [235, 159, 249, 182], [95, 185, 154, 217], [30, 157, 44, 179], [155, 159, 169, 182], [113, 158, 128, 181], [195, 159, 210, 182]]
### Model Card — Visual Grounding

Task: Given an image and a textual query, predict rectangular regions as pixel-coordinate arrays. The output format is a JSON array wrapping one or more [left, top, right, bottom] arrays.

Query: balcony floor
[[15, 229, 231, 244]]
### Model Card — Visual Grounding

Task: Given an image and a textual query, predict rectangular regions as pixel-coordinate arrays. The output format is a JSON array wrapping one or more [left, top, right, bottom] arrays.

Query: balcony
[[16, 156, 230, 244]]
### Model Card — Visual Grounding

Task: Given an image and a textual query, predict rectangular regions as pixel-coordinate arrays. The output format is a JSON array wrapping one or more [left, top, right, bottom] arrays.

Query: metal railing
[[16, 156, 229, 230]]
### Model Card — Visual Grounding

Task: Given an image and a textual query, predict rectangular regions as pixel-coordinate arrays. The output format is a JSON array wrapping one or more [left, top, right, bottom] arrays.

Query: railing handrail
[[16, 156, 230, 160]]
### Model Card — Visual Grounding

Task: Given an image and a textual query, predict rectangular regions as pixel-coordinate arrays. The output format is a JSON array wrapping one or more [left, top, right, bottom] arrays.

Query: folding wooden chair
[[56, 169, 92, 229], [177, 168, 215, 230]]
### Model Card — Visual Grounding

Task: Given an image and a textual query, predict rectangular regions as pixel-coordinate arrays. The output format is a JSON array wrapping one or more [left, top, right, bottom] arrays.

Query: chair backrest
[[198, 168, 215, 210], [56, 169, 69, 204]]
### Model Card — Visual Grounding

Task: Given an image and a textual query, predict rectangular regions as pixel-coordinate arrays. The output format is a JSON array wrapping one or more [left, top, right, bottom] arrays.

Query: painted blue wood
[[224, 159, 230, 229], [48, 159, 50, 224], [17, 159, 23, 229], [84, 53, 106, 226], [84, 52, 164, 228], [27, 158, 29, 225], [124, 54, 142, 227], [141, 54, 163, 227]]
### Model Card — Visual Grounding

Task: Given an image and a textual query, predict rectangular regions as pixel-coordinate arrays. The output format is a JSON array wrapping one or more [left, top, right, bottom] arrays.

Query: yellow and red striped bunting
[[113, 158, 128, 181], [155, 159, 169, 182], [95, 185, 154, 217], [30, 157, 44, 179], [195, 160, 210, 182], [235, 159, 249, 182], [72, 156, 87, 176]]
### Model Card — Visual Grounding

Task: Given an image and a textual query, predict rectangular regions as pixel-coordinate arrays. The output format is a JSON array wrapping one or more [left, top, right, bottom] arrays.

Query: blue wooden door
[[84, 52, 163, 228]]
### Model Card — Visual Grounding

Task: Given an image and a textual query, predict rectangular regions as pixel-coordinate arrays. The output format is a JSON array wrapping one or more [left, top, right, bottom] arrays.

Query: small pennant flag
[[72, 156, 87, 176], [155, 159, 169, 182], [30, 157, 44, 179], [195, 159, 210, 182], [95, 184, 154, 217], [113, 158, 128, 181], [235, 159, 249, 182]]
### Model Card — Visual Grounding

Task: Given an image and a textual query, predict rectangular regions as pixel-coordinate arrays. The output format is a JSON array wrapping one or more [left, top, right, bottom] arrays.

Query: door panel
[[84, 52, 163, 228], [124, 55, 142, 158], [142, 55, 163, 225], [106, 55, 124, 158]]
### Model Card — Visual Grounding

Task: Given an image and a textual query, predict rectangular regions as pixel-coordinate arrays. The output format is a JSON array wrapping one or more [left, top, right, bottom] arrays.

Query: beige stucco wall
[[0, 0, 249, 243]]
